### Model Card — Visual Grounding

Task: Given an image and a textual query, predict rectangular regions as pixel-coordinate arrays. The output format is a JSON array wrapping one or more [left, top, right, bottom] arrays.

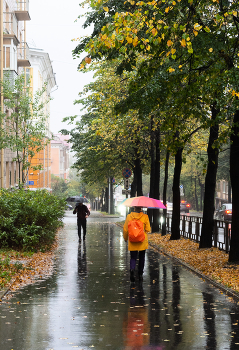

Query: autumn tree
[[74, 0, 239, 253], [61, 61, 152, 211], [0, 75, 49, 187]]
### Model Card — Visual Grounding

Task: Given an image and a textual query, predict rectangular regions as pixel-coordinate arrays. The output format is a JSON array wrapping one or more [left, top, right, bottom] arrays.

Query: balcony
[[14, 0, 30, 21], [3, 70, 18, 88], [17, 42, 31, 67], [3, 12, 19, 44]]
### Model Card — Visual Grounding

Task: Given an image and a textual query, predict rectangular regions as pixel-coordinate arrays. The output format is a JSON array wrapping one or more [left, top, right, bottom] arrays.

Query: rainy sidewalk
[[0, 211, 239, 349]]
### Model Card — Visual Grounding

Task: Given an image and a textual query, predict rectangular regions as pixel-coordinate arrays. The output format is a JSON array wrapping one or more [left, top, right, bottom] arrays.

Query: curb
[[108, 222, 239, 300], [149, 242, 239, 301]]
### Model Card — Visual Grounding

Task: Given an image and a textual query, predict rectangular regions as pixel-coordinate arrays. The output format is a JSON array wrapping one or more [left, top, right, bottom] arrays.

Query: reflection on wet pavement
[[0, 211, 239, 349]]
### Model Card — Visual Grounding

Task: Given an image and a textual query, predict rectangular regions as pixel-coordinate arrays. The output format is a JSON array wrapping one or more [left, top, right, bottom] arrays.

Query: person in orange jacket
[[123, 207, 151, 282]]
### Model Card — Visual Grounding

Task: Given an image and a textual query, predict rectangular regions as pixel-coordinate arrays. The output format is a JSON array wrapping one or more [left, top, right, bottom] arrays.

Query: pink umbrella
[[123, 196, 166, 209]]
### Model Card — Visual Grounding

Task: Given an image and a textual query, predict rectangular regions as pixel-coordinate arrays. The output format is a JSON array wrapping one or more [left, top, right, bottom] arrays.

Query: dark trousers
[[77, 218, 86, 239], [130, 250, 145, 275]]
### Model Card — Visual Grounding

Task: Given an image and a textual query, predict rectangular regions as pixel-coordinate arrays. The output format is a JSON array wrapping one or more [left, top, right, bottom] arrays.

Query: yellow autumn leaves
[[150, 233, 239, 293], [232, 90, 239, 98], [79, 56, 92, 69], [0, 248, 55, 290], [80, 1, 237, 71], [126, 36, 139, 47], [180, 38, 186, 47], [165, 0, 178, 13]]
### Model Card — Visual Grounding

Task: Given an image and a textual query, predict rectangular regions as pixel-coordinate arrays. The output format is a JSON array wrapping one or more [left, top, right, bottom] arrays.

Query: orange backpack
[[128, 219, 145, 242]]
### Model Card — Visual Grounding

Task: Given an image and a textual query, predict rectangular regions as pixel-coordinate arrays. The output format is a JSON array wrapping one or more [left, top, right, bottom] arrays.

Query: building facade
[[51, 134, 70, 180], [0, 0, 31, 188], [0, 0, 56, 190], [27, 48, 56, 191], [215, 179, 231, 209]]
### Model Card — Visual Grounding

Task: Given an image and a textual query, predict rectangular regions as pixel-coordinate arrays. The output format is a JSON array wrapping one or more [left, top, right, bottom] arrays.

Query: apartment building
[[215, 179, 231, 209], [0, 0, 31, 188], [27, 47, 56, 191], [0, 0, 56, 190], [51, 134, 70, 180]]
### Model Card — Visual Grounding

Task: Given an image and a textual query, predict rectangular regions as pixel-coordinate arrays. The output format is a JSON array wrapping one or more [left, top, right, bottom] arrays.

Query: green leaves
[[0, 189, 65, 251], [71, 0, 239, 202], [0, 75, 49, 186]]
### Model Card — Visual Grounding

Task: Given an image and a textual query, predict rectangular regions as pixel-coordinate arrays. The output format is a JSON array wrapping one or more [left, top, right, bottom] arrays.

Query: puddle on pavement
[[0, 214, 239, 349]]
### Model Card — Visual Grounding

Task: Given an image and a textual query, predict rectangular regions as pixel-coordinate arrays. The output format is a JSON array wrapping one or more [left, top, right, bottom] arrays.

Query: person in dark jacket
[[73, 202, 90, 241]]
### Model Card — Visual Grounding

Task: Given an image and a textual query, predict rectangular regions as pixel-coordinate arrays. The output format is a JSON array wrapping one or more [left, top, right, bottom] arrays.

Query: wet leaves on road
[[150, 233, 239, 293], [0, 240, 57, 292]]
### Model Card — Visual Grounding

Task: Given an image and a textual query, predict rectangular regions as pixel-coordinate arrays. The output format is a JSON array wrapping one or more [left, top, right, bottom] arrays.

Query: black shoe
[[130, 270, 135, 283]]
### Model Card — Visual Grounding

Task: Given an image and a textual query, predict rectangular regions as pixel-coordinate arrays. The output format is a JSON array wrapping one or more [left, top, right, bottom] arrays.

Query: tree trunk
[[229, 110, 239, 263], [147, 119, 161, 232], [100, 188, 104, 211], [200, 104, 219, 248], [228, 181, 231, 203], [170, 146, 183, 240], [195, 177, 199, 211], [105, 186, 109, 213], [110, 178, 114, 214], [162, 150, 170, 236], [152, 128, 160, 232], [148, 117, 155, 225], [133, 156, 143, 196], [198, 178, 204, 211], [130, 176, 136, 197]]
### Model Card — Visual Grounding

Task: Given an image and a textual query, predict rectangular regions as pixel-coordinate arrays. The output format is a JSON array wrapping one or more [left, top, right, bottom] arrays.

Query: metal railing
[[161, 214, 231, 253], [3, 70, 18, 88], [15, 0, 29, 12], [17, 42, 30, 61], [3, 12, 18, 37]]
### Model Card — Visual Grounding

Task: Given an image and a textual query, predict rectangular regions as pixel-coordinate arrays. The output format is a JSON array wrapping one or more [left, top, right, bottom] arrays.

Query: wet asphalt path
[[0, 211, 239, 349]]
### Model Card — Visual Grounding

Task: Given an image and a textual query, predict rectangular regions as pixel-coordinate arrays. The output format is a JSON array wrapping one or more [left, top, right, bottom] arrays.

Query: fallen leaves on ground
[[0, 239, 58, 294], [149, 233, 239, 293]]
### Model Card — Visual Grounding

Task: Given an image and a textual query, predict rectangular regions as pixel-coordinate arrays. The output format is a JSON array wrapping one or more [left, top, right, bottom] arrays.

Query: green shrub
[[0, 188, 65, 251]]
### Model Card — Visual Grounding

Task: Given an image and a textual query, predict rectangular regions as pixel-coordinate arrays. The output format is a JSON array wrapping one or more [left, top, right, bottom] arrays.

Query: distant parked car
[[215, 203, 232, 221], [66, 204, 73, 211], [180, 200, 190, 213], [166, 202, 173, 211]]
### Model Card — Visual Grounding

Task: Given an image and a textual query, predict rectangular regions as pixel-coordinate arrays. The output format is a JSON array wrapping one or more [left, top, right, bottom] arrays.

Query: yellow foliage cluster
[[150, 233, 239, 293], [232, 90, 239, 98], [78, 0, 238, 71]]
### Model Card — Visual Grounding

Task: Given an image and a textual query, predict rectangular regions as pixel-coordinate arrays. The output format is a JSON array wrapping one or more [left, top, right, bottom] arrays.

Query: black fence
[[161, 214, 231, 253]]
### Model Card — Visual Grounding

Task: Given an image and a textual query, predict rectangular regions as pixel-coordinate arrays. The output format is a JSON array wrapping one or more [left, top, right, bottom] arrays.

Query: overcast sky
[[27, 0, 94, 134]]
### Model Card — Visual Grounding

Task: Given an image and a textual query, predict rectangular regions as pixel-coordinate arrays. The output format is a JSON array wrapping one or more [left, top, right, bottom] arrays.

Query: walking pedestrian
[[73, 202, 90, 241], [123, 206, 151, 282]]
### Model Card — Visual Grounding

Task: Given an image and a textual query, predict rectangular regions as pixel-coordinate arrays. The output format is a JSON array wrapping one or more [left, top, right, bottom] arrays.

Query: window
[[3, 46, 11, 68]]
